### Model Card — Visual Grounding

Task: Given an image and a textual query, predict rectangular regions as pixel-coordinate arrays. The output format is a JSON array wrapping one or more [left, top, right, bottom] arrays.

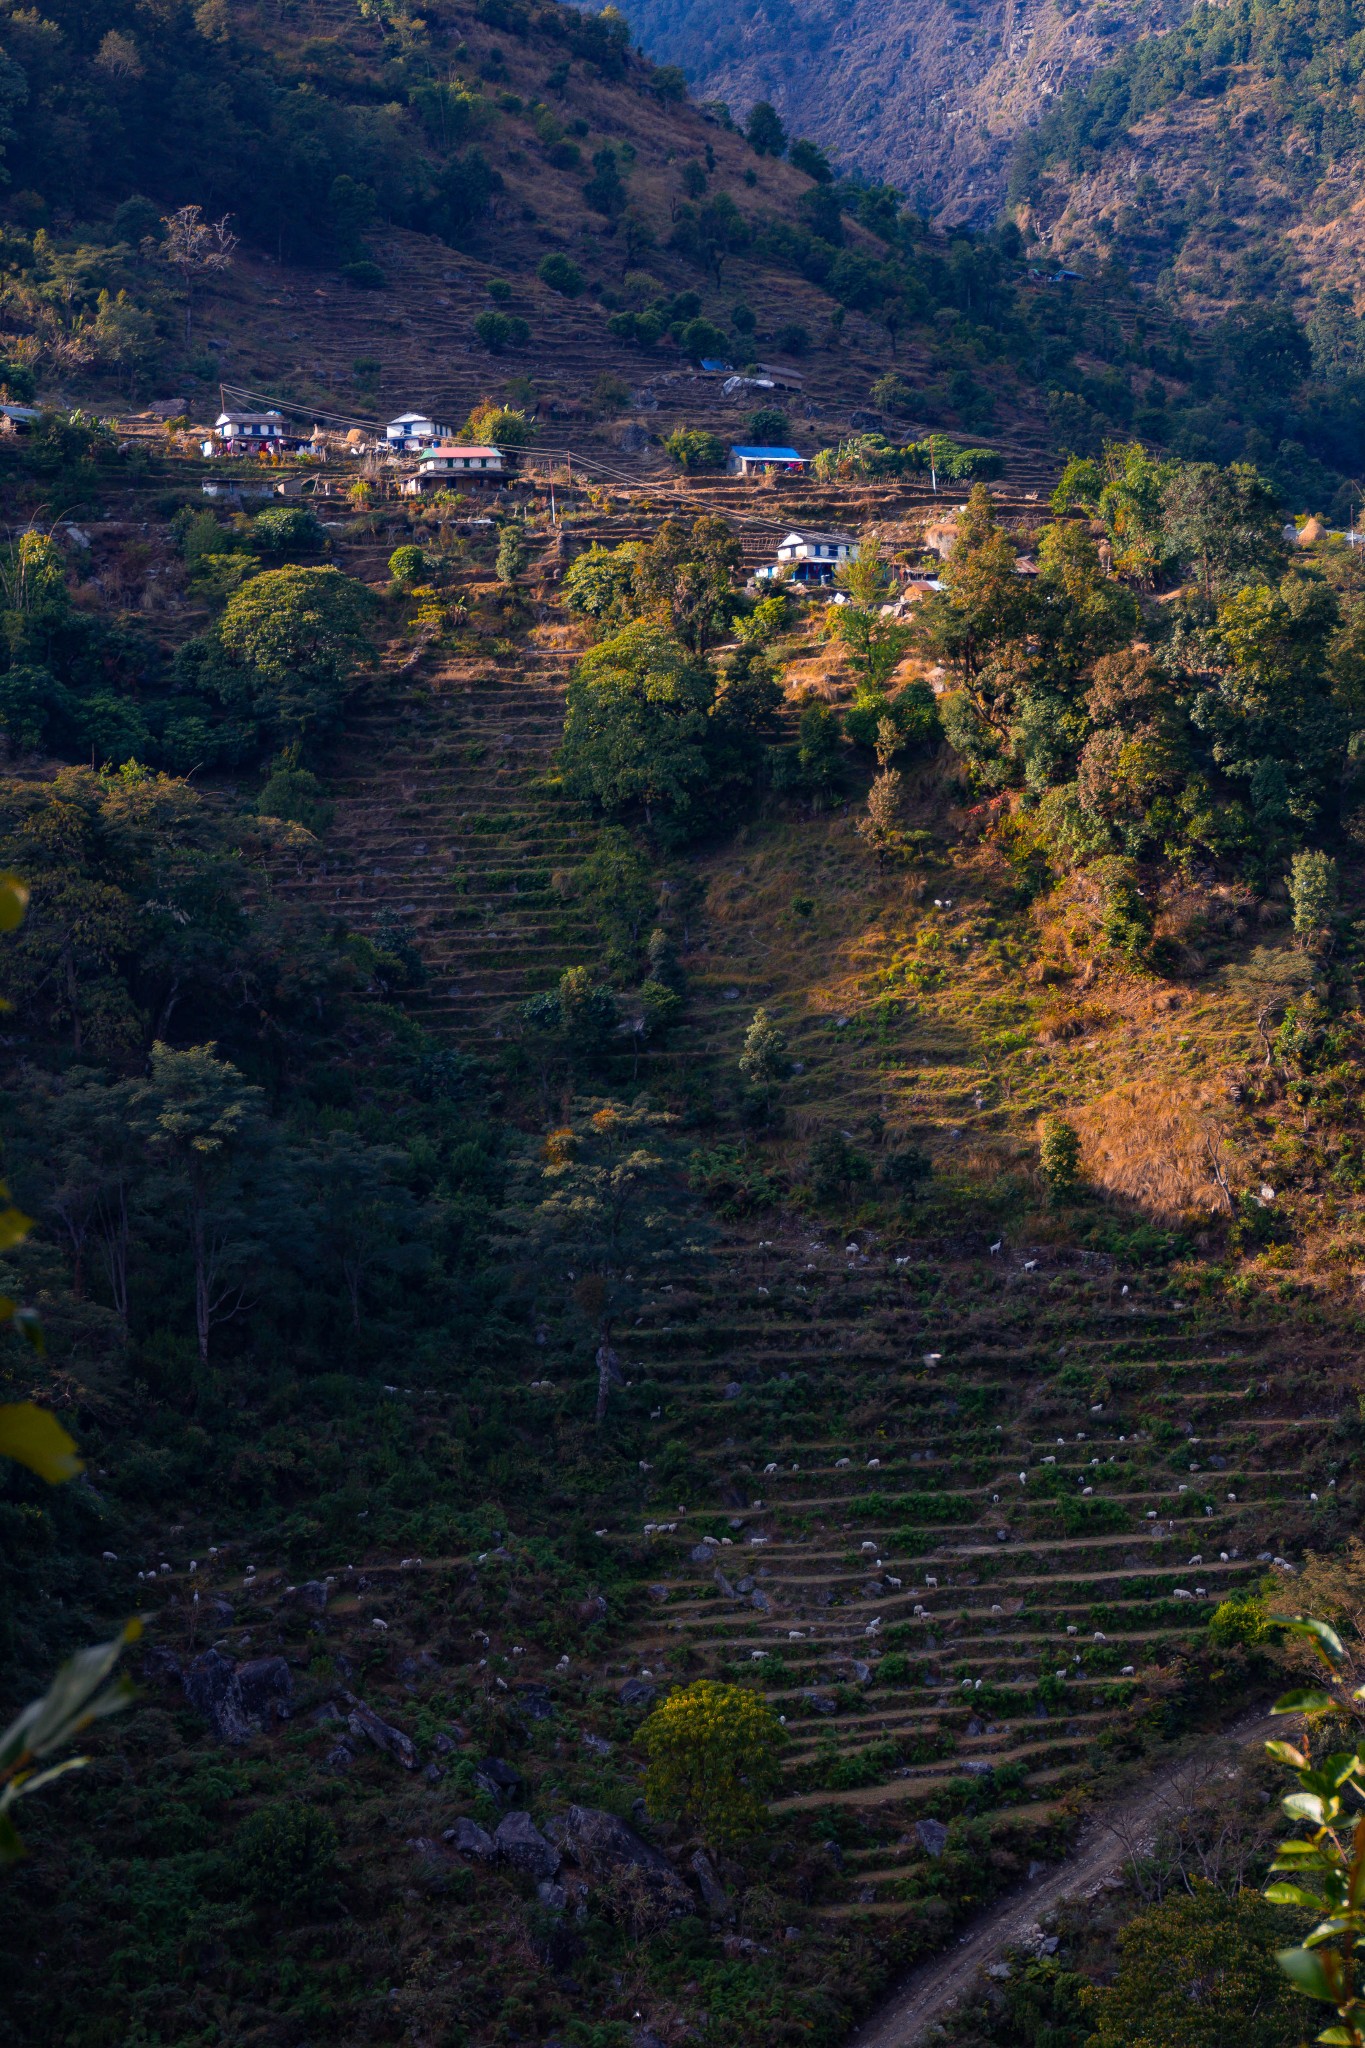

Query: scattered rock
[[691, 1848, 732, 1920], [581, 1731, 613, 1758], [916, 1818, 950, 1857], [547, 1804, 687, 1907], [803, 1691, 838, 1715], [618, 1678, 657, 1710], [515, 1684, 554, 1722], [751, 1588, 771, 1613], [714, 1569, 737, 1598], [345, 1694, 418, 1769], [689, 1543, 714, 1564], [182, 1649, 292, 1745], [537, 1878, 568, 1912], [474, 1756, 524, 1804], [445, 1817, 497, 1861], [723, 1381, 742, 1400], [141, 1646, 184, 1685], [324, 1741, 355, 1770], [496, 1810, 561, 1881], [295, 1579, 328, 1613], [961, 1760, 995, 1778], [577, 1594, 608, 1623]]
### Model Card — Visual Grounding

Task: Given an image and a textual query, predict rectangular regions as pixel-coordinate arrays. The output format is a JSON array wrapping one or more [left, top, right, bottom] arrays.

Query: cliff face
[[618, 0, 1184, 223]]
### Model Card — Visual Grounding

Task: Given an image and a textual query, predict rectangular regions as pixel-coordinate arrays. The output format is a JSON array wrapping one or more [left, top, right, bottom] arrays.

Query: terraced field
[[257, 538, 1353, 1936]]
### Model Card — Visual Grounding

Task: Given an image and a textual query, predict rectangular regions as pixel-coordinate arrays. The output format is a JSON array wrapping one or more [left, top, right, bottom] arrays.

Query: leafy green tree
[[633, 515, 741, 653], [388, 543, 428, 586], [131, 1042, 270, 1365], [255, 755, 335, 835], [538, 253, 585, 296], [515, 1096, 703, 1419], [1039, 1114, 1082, 1202], [832, 538, 915, 692], [778, 700, 843, 807], [746, 406, 789, 443], [789, 137, 832, 182], [1085, 1881, 1304, 2048], [577, 826, 658, 976], [738, 1006, 791, 1097], [583, 146, 626, 217], [217, 567, 375, 750], [460, 400, 536, 447], [857, 767, 906, 869], [1161, 462, 1287, 602], [641, 1680, 784, 1846], [663, 428, 728, 474], [1290, 850, 1338, 946], [474, 309, 529, 352], [250, 508, 325, 556], [301, 1130, 427, 1333], [519, 965, 619, 1109], [745, 101, 787, 156], [563, 542, 642, 631], [496, 522, 527, 582]]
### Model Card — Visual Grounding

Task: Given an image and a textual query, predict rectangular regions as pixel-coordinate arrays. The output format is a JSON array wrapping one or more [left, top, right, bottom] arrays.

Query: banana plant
[[1264, 1617, 1365, 2046], [0, 1621, 141, 1861]]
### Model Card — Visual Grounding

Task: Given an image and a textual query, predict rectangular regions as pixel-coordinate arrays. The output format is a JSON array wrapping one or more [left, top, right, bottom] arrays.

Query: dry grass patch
[[1072, 1080, 1234, 1219]]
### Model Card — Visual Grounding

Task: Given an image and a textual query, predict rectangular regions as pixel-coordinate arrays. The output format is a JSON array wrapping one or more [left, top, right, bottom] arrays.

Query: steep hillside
[[592, 0, 1187, 225], [1012, 0, 1365, 338]]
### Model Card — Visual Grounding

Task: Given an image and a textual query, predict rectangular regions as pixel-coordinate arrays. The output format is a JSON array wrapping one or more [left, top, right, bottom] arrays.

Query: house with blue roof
[[729, 444, 806, 476]]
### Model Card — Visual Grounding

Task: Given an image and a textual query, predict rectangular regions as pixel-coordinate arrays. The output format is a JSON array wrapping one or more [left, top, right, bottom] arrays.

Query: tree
[[747, 406, 788, 443], [857, 767, 906, 869], [496, 522, 527, 582], [563, 542, 642, 631], [217, 566, 375, 748], [388, 543, 428, 586], [461, 401, 536, 447], [514, 1097, 704, 1420], [132, 1042, 269, 1365], [738, 1006, 791, 1096], [640, 1681, 784, 1846], [745, 101, 787, 156], [1039, 1114, 1082, 1202], [302, 1130, 427, 1334], [633, 515, 741, 653], [1161, 462, 1287, 603], [789, 137, 832, 182], [160, 203, 236, 344], [663, 428, 728, 474], [1290, 850, 1338, 947], [1086, 1882, 1305, 2048], [583, 147, 626, 218], [537, 253, 584, 297], [474, 310, 529, 352], [576, 826, 658, 976], [561, 624, 719, 830], [832, 538, 915, 692]]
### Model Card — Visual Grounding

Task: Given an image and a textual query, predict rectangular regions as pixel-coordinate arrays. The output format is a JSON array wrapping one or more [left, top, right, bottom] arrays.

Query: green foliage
[[1086, 1881, 1304, 2048], [474, 309, 530, 351], [576, 826, 657, 976], [746, 406, 789, 443], [745, 101, 787, 156], [1039, 1115, 1082, 1201], [788, 137, 832, 182], [250, 507, 325, 557], [496, 522, 527, 582], [538, 252, 585, 296], [1290, 850, 1338, 943], [388, 543, 428, 586], [738, 1006, 791, 1093], [215, 566, 375, 751], [807, 1128, 872, 1205], [255, 757, 335, 835], [230, 1801, 339, 1917], [633, 515, 741, 653], [0, 1620, 139, 1862], [663, 428, 728, 473], [564, 542, 643, 632], [561, 622, 773, 841]]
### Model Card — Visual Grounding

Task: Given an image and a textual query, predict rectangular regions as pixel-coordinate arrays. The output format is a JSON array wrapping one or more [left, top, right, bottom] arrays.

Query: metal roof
[[731, 445, 804, 460]]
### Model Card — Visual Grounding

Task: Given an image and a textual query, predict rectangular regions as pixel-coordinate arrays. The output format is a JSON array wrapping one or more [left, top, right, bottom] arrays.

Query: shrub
[[640, 1681, 784, 1846], [1039, 1114, 1082, 1202], [231, 1802, 339, 1917], [474, 310, 529, 352], [677, 316, 731, 364], [663, 428, 728, 472], [745, 101, 787, 156], [1289, 848, 1337, 944], [255, 759, 335, 835], [487, 277, 513, 302], [538, 253, 585, 296], [250, 507, 325, 556], [388, 544, 428, 586], [746, 406, 789, 443], [340, 260, 385, 288], [773, 321, 810, 355]]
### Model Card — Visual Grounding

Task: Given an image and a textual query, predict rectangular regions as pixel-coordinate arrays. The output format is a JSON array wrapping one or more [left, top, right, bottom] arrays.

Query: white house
[[203, 409, 290, 456], [401, 444, 506, 494], [386, 411, 455, 449], [729, 443, 806, 476], [757, 527, 856, 586]]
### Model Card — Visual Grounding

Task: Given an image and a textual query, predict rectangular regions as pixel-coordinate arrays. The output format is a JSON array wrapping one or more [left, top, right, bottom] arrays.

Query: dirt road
[[846, 1706, 1283, 2048]]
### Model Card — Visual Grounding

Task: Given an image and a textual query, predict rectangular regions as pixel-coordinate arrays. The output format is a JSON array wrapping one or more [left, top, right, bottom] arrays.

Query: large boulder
[[474, 1756, 523, 1804], [496, 1810, 561, 1881], [546, 1804, 687, 1908], [445, 1817, 497, 1862], [344, 1693, 418, 1769], [182, 1649, 291, 1744]]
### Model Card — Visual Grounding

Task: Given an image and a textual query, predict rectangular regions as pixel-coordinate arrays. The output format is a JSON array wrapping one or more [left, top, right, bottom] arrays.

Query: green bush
[[663, 428, 728, 472], [251, 507, 325, 556], [340, 260, 385, 288], [388, 543, 428, 585], [538, 253, 585, 296], [255, 759, 336, 835], [474, 310, 530, 352], [231, 1802, 339, 1917]]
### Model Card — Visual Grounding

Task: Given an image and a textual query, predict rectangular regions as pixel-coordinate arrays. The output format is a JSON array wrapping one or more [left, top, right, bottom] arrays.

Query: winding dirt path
[[846, 1705, 1284, 2048]]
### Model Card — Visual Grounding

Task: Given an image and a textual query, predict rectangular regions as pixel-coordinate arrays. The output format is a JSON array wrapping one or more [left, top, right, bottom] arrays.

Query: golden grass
[[1071, 1080, 1234, 1219]]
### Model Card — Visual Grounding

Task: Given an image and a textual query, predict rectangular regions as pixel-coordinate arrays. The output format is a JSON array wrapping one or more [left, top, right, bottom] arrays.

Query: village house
[[0, 403, 41, 435], [386, 411, 455, 450], [202, 409, 292, 457], [757, 527, 856, 586], [729, 443, 806, 477], [400, 443, 507, 495]]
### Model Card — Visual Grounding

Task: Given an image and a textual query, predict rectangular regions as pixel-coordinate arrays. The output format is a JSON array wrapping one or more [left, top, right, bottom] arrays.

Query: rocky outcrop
[[182, 1649, 292, 1744]]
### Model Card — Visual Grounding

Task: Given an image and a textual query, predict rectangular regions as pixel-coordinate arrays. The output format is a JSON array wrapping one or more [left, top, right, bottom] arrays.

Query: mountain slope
[[603, 0, 1186, 225]]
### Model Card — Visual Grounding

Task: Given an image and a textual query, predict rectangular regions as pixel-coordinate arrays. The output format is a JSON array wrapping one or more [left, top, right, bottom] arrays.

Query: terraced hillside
[[250, 481, 1357, 1938]]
